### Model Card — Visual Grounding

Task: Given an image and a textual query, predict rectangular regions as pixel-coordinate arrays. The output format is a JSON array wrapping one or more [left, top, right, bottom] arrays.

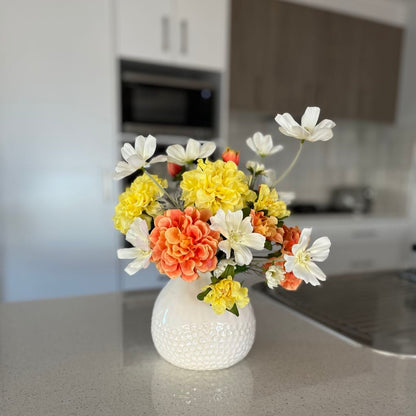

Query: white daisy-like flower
[[209, 209, 265, 266], [166, 138, 216, 166], [117, 217, 152, 275], [114, 135, 167, 180], [275, 107, 336, 142], [265, 264, 286, 289], [246, 132, 283, 157], [284, 228, 331, 286]]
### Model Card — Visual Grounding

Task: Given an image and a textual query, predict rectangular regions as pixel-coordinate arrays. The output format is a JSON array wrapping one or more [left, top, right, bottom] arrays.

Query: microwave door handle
[[161, 16, 169, 52], [180, 19, 188, 55]]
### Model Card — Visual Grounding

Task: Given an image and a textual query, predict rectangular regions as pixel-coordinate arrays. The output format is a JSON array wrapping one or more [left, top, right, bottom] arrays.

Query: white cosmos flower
[[284, 228, 331, 286], [246, 132, 283, 157], [210, 209, 265, 266], [265, 264, 286, 289], [114, 135, 167, 180], [166, 138, 216, 166], [275, 107, 336, 142], [117, 217, 152, 275]]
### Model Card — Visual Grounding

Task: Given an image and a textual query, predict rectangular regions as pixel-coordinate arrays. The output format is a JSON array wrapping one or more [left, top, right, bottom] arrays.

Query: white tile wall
[[228, 109, 415, 216]]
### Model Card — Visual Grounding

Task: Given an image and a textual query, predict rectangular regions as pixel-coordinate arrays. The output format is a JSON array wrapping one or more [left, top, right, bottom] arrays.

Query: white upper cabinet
[[116, 0, 174, 64], [175, 0, 228, 71], [115, 0, 229, 71]]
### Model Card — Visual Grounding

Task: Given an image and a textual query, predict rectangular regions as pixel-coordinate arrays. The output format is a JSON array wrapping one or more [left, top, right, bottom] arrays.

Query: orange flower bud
[[222, 147, 240, 165], [167, 162, 182, 177]]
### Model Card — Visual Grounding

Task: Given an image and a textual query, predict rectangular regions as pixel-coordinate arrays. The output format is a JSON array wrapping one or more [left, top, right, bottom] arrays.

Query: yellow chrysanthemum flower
[[113, 174, 167, 234], [203, 276, 249, 315], [180, 159, 256, 214], [254, 184, 290, 219]]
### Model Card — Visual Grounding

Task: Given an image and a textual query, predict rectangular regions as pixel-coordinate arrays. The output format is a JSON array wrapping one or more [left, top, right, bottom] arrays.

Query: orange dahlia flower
[[281, 225, 301, 255], [278, 263, 303, 291], [262, 224, 303, 291], [280, 225, 302, 290], [149, 207, 220, 281], [250, 210, 284, 244], [263, 259, 302, 291]]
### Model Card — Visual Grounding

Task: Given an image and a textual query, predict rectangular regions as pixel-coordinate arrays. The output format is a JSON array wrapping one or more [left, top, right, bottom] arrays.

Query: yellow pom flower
[[202, 276, 249, 315], [254, 184, 290, 219], [113, 174, 167, 234], [180, 159, 256, 214]]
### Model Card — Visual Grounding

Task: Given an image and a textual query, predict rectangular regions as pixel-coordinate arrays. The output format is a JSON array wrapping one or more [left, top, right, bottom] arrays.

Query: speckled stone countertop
[[1, 286, 415, 416]]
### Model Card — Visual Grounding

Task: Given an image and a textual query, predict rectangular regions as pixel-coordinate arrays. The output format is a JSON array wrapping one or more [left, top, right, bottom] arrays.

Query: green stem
[[273, 140, 304, 186], [144, 170, 180, 209], [248, 174, 255, 190], [248, 171, 261, 190]]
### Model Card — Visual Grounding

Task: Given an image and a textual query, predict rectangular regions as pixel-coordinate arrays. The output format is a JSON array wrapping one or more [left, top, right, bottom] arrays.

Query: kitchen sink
[[254, 271, 416, 356]]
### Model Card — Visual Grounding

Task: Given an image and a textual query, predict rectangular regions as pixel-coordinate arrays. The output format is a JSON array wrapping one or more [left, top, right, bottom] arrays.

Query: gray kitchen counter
[[1, 285, 415, 416]]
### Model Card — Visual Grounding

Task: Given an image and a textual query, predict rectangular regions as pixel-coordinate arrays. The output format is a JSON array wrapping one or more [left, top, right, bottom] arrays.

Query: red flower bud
[[167, 162, 182, 177], [222, 147, 240, 165]]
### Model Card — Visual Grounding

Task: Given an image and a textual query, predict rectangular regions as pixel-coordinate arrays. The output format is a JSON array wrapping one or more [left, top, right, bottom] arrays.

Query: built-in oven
[[117, 62, 224, 282], [120, 61, 220, 141]]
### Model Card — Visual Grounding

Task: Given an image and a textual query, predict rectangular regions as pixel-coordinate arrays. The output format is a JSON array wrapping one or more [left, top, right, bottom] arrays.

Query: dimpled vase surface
[[151, 275, 256, 370]]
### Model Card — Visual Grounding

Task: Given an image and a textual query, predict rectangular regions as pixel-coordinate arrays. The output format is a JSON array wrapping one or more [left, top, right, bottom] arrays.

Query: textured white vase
[[151, 275, 256, 371]]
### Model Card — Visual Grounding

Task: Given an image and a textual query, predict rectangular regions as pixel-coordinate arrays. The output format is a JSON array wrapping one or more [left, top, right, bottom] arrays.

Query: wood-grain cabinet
[[230, 0, 403, 122], [116, 0, 229, 71]]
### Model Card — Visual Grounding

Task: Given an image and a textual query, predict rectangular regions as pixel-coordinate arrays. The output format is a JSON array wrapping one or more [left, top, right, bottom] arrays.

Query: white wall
[[0, 0, 120, 301], [229, 111, 413, 216]]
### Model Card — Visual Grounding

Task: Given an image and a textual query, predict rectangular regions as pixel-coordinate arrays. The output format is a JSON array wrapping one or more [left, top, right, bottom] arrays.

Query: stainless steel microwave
[[120, 62, 219, 140]]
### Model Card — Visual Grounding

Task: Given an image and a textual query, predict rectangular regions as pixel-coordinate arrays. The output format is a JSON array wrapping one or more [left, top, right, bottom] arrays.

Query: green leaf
[[259, 209, 269, 216], [235, 265, 248, 274], [197, 287, 212, 301], [264, 240, 273, 250], [227, 303, 239, 317], [242, 207, 251, 218], [267, 249, 282, 259], [210, 276, 220, 284], [220, 264, 235, 278], [279, 215, 289, 221], [277, 220, 284, 227]]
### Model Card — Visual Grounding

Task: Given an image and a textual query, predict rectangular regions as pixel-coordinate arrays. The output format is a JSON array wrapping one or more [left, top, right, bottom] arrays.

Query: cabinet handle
[[161, 16, 169, 52], [180, 19, 188, 55]]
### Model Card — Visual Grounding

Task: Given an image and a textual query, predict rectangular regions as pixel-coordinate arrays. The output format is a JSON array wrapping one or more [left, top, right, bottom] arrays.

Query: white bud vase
[[151, 274, 256, 371]]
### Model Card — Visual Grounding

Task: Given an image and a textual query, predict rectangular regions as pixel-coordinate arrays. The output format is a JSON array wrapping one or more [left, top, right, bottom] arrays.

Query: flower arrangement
[[113, 106, 335, 316]]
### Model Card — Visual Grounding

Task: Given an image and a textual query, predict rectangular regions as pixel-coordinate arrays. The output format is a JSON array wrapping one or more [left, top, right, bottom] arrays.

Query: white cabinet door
[[116, 0, 174, 63], [175, 0, 228, 71], [288, 217, 409, 276]]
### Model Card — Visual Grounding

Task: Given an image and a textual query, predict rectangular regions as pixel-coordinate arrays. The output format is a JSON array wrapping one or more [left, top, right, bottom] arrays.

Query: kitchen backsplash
[[229, 109, 415, 216]]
